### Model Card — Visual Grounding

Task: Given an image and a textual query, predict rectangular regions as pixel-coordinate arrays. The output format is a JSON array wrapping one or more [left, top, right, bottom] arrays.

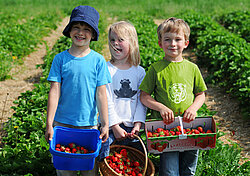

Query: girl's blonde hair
[[108, 21, 141, 66], [157, 17, 190, 42]]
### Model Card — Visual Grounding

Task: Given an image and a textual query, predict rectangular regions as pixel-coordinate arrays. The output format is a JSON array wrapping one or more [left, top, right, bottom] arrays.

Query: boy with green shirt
[[139, 17, 207, 176]]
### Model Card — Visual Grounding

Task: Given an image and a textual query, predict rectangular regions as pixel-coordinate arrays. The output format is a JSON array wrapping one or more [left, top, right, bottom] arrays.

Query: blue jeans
[[159, 150, 199, 176], [99, 123, 143, 160]]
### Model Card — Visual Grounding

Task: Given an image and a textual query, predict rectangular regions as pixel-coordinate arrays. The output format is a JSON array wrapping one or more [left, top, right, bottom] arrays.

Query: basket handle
[[134, 134, 148, 176]]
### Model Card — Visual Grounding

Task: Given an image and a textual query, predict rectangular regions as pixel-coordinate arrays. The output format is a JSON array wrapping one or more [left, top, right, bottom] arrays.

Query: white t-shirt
[[106, 61, 147, 127]]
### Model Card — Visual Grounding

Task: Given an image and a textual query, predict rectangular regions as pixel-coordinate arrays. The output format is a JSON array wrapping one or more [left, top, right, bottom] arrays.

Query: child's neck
[[164, 55, 184, 62], [68, 45, 91, 58], [111, 59, 131, 70]]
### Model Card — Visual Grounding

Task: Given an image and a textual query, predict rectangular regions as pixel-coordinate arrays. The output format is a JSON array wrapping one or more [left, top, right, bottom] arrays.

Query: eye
[[84, 28, 91, 32], [118, 38, 124, 42]]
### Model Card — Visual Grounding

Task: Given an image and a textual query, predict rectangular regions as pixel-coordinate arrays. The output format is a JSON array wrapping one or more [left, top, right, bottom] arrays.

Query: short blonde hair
[[108, 21, 141, 66], [157, 17, 190, 42]]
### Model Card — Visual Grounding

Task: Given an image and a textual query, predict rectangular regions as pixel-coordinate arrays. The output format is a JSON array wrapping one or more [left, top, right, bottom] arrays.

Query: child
[[139, 17, 207, 176], [44, 6, 111, 176], [99, 21, 147, 160]]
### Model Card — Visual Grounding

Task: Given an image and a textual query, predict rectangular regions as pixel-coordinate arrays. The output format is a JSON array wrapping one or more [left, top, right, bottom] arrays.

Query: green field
[[0, 0, 249, 175]]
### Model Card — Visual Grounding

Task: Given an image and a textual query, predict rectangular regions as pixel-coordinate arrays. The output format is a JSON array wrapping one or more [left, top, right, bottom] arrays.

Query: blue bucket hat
[[63, 6, 99, 41]]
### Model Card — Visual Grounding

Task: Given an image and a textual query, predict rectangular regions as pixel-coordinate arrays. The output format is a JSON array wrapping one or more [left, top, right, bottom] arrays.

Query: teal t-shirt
[[139, 59, 207, 119]]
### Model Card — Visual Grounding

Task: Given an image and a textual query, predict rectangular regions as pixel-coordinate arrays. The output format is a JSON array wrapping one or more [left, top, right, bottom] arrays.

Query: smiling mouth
[[110, 44, 122, 52], [75, 36, 85, 40]]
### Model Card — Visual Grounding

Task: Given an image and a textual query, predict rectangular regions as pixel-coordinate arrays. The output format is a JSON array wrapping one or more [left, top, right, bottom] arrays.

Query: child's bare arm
[[183, 92, 206, 122], [96, 85, 109, 143], [140, 91, 174, 124], [45, 82, 61, 142], [111, 124, 127, 141]]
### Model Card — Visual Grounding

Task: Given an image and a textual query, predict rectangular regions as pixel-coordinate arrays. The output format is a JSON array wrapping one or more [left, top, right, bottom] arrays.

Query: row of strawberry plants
[[0, 11, 108, 175], [0, 11, 63, 81], [120, 12, 249, 175], [177, 11, 250, 118], [216, 10, 250, 42]]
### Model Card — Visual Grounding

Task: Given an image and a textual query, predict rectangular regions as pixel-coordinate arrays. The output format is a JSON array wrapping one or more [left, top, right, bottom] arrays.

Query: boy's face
[[69, 22, 94, 47], [159, 31, 189, 60]]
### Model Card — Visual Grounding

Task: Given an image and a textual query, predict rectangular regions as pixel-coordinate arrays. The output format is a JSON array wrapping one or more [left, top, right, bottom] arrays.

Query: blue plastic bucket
[[49, 126, 102, 170]]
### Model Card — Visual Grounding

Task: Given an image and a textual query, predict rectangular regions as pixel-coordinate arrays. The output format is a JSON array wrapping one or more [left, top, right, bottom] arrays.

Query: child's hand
[[128, 122, 141, 138], [183, 108, 197, 122], [111, 124, 127, 141], [45, 125, 54, 142], [160, 107, 174, 124], [100, 125, 109, 143]]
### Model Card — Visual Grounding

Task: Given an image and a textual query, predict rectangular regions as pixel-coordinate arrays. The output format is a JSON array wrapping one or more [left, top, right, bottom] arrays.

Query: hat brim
[[63, 17, 99, 41]]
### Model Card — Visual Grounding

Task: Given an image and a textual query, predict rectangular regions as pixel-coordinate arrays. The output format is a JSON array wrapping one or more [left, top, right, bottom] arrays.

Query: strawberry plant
[[177, 11, 250, 118], [216, 10, 250, 42]]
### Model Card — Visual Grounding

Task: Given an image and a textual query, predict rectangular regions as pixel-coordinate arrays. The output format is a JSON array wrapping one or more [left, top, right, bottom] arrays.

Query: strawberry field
[[0, 0, 249, 175]]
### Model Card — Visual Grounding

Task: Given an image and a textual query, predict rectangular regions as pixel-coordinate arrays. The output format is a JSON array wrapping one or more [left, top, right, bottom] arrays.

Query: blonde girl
[[99, 21, 146, 160]]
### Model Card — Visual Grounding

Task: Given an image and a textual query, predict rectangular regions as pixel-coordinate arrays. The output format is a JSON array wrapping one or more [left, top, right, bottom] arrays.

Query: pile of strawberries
[[55, 142, 94, 154], [147, 126, 212, 138], [106, 148, 143, 176]]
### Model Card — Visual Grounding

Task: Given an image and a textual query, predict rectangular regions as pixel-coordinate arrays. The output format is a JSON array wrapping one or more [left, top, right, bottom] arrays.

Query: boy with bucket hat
[[45, 5, 111, 176]]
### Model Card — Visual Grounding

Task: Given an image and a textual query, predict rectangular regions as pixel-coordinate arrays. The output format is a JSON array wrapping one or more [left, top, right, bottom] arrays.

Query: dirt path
[[0, 17, 249, 165], [0, 17, 69, 135]]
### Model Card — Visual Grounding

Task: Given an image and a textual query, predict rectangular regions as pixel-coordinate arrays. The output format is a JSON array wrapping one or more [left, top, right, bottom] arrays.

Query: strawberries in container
[[55, 142, 94, 154], [145, 116, 217, 153]]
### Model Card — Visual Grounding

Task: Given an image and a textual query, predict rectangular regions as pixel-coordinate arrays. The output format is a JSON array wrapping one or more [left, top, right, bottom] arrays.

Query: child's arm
[[45, 82, 61, 142], [140, 91, 174, 124], [111, 124, 127, 141], [183, 92, 205, 122], [96, 84, 109, 143]]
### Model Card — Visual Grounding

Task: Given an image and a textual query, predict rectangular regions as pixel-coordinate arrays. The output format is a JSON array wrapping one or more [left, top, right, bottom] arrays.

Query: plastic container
[[49, 126, 102, 170]]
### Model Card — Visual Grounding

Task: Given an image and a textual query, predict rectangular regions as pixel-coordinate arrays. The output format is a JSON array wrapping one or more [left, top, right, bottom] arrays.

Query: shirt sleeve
[[97, 57, 112, 86], [194, 65, 207, 94], [133, 67, 147, 124], [47, 54, 62, 83], [106, 82, 123, 127], [139, 65, 156, 94]]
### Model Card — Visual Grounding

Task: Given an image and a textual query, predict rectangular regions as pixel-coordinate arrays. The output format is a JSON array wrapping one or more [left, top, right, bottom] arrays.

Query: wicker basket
[[99, 134, 155, 176]]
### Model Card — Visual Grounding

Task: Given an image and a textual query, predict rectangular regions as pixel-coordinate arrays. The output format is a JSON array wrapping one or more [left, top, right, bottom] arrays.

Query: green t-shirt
[[139, 59, 207, 119]]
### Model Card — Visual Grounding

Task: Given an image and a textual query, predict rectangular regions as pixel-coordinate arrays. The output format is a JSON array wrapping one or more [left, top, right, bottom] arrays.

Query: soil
[[0, 17, 249, 165]]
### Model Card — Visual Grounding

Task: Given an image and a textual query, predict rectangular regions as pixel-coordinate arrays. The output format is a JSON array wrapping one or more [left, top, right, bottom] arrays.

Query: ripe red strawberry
[[176, 126, 182, 132], [56, 143, 61, 148], [68, 143, 76, 149], [170, 131, 175, 136], [65, 147, 71, 153], [72, 148, 77, 153], [206, 130, 212, 133], [147, 131, 153, 137], [115, 153, 122, 159], [176, 131, 181, 135], [153, 132, 159, 137], [194, 129, 200, 134], [55, 148, 61, 151], [156, 128, 164, 133], [60, 145, 65, 152], [133, 161, 140, 167], [197, 126, 203, 133], [120, 149, 127, 157]]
